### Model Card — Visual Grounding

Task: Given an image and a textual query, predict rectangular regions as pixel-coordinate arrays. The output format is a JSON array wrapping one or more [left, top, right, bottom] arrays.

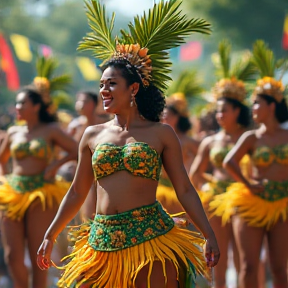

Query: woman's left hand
[[204, 236, 220, 267], [37, 239, 53, 270]]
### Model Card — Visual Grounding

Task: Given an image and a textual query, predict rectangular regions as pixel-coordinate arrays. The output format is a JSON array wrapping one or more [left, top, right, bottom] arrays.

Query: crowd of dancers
[[0, 0, 288, 288]]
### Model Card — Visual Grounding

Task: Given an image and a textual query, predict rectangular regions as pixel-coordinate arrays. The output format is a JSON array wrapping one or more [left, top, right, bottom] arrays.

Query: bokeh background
[[0, 0, 288, 122]]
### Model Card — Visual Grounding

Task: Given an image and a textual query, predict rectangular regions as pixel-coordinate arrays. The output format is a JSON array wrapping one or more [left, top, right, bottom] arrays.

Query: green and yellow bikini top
[[252, 144, 288, 167], [209, 145, 232, 168], [11, 138, 52, 160], [92, 142, 162, 181]]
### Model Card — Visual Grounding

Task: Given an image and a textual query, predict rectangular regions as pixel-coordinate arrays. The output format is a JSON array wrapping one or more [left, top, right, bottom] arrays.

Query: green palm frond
[[127, 0, 211, 91], [49, 75, 72, 93], [78, 0, 115, 61], [36, 56, 58, 79], [217, 39, 231, 78], [251, 40, 275, 77], [230, 57, 257, 82], [167, 70, 204, 97], [35, 56, 71, 94]]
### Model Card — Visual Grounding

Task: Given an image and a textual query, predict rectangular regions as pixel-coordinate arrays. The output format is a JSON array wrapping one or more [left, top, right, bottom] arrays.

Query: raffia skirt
[[0, 174, 69, 220], [56, 201, 207, 288], [209, 180, 288, 229]]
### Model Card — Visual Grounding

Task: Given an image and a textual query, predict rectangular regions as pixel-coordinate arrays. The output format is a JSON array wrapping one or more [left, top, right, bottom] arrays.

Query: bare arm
[[189, 136, 212, 189], [162, 126, 214, 239], [223, 131, 255, 187], [0, 128, 13, 174]]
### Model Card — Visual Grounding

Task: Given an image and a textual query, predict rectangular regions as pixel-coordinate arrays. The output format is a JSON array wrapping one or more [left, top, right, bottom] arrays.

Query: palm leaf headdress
[[165, 70, 204, 117], [251, 40, 286, 103], [33, 56, 72, 105], [78, 0, 211, 92], [212, 39, 257, 103]]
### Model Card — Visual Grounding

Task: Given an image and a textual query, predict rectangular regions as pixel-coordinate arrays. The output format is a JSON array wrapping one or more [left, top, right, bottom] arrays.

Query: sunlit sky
[[105, 0, 158, 16]]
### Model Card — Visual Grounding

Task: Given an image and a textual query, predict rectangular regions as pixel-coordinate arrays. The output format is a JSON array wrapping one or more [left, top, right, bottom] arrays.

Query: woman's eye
[[99, 83, 104, 88], [110, 82, 116, 85]]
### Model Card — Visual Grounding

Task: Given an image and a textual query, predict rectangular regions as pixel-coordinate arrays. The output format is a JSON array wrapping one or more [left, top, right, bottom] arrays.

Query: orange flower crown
[[33, 77, 51, 104], [110, 43, 152, 88], [212, 77, 247, 103], [252, 77, 284, 103], [166, 92, 189, 117]]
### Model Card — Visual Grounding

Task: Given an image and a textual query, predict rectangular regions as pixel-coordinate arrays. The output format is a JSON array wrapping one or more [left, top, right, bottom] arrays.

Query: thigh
[[267, 219, 288, 272], [232, 215, 265, 268], [25, 198, 58, 265], [135, 260, 178, 288], [1, 215, 26, 263]]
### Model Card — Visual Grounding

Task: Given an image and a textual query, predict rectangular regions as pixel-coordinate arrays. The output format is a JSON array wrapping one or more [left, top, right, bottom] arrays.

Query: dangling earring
[[130, 94, 135, 107]]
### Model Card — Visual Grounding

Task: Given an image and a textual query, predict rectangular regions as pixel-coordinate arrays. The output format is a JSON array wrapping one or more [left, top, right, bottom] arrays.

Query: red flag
[[180, 41, 202, 61], [0, 34, 20, 90], [283, 14, 288, 50]]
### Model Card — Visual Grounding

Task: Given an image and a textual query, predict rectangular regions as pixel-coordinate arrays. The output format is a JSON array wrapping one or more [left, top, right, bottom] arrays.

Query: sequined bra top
[[11, 138, 52, 160], [252, 144, 288, 167], [209, 146, 231, 168], [92, 142, 162, 181]]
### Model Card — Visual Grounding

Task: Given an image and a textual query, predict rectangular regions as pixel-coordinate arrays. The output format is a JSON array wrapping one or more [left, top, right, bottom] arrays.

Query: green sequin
[[209, 146, 231, 168], [10, 138, 52, 160], [6, 174, 45, 193], [209, 179, 233, 195], [88, 201, 174, 251], [92, 142, 162, 181], [258, 180, 288, 201]]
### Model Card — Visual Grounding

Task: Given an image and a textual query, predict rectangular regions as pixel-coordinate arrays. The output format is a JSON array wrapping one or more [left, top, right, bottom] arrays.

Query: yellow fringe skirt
[[56, 201, 206, 288], [209, 181, 288, 229], [0, 174, 69, 221]]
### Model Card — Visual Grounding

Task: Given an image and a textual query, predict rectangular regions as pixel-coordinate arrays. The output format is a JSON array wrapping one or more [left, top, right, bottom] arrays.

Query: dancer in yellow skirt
[[0, 86, 77, 288], [211, 40, 288, 288], [37, 1, 219, 287], [189, 39, 254, 288]]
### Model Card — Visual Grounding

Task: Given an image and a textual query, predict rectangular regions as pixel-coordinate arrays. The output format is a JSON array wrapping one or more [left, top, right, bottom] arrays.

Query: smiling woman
[[36, 1, 220, 287]]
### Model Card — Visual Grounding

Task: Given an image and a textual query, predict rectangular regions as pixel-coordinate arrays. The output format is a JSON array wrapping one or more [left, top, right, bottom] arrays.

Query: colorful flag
[[76, 57, 101, 81], [0, 34, 20, 90], [10, 34, 33, 62], [282, 14, 288, 50], [180, 41, 202, 61], [39, 44, 53, 58]]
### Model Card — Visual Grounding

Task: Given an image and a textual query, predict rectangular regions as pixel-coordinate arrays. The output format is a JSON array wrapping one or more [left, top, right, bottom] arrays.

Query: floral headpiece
[[213, 77, 246, 103], [251, 40, 287, 103], [212, 39, 256, 103], [78, 0, 211, 92], [166, 93, 189, 117], [33, 56, 71, 105]]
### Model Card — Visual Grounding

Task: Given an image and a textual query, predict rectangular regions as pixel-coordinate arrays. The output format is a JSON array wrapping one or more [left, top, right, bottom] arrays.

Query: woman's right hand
[[37, 238, 54, 270], [204, 236, 220, 267], [247, 182, 265, 194]]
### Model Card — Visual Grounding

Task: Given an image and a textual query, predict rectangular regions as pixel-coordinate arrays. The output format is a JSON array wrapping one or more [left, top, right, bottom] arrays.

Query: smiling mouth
[[102, 96, 113, 106]]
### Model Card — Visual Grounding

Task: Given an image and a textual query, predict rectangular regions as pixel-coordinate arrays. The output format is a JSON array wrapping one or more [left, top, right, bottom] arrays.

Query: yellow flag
[[10, 34, 33, 62], [76, 57, 100, 81]]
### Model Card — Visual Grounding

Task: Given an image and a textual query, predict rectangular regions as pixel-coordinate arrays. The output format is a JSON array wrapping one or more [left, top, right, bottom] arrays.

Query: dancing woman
[[37, 1, 219, 287], [211, 40, 288, 288], [189, 40, 254, 288]]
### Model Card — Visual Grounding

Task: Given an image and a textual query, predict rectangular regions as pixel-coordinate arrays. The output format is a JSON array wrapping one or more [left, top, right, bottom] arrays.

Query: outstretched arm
[[37, 127, 95, 270], [161, 125, 219, 267]]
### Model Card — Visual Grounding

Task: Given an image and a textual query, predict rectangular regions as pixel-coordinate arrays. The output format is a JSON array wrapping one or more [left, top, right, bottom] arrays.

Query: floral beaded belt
[[88, 201, 175, 251], [210, 179, 233, 195], [258, 180, 288, 201], [6, 174, 46, 193]]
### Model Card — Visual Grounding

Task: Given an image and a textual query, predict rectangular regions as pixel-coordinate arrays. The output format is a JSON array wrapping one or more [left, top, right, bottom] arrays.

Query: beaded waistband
[[210, 179, 233, 195], [88, 201, 174, 251], [6, 174, 45, 193], [259, 180, 288, 201]]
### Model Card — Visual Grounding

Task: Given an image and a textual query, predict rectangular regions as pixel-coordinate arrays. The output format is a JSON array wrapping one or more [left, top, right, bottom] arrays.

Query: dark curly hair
[[21, 87, 57, 123], [166, 105, 192, 133], [258, 94, 288, 123], [103, 59, 165, 122], [218, 97, 251, 127]]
